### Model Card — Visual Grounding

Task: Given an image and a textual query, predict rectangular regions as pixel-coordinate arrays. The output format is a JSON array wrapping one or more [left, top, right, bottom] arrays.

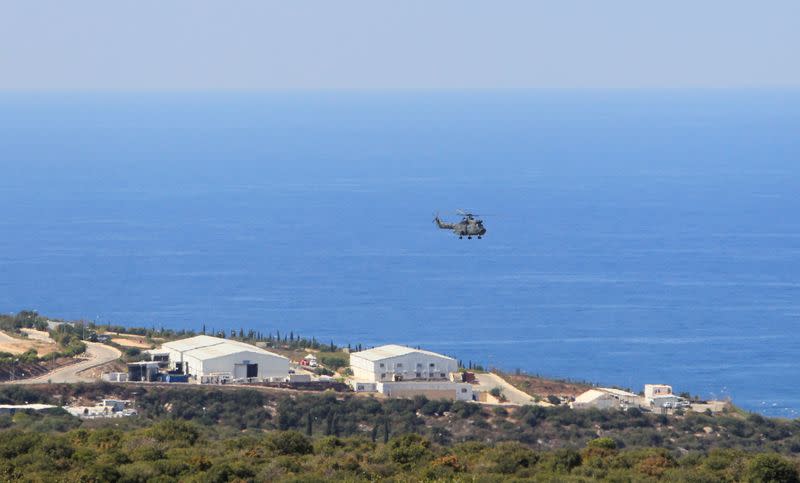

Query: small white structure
[[0, 404, 57, 415], [645, 384, 683, 408], [645, 384, 672, 400], [101, 372, 129, 382], [64, 400, 136, 419], [572, 388, 640, 410], [379, 381, 474, 401], [101, 399, 129, 412], [160, 335, 288, 382], [350, 344, 470, 401], [303, 354, 318, 367], [352, 381, 378, 392], [350, 344, 458, 382], [285, 373, 312, 383]]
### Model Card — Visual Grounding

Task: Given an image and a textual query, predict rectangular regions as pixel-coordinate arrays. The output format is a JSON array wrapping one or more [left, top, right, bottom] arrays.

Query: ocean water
[[1, 90, 798, 417]]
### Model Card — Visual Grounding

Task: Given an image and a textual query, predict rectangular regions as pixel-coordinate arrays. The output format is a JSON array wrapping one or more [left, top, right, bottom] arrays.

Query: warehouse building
[[350, 344, 472, 401], [350, 344, 459, 382], [159, 335, 288, 382]]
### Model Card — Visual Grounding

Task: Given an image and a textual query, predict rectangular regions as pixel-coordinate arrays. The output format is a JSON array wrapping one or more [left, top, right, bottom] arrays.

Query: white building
[[0, 404, 57, 415], [350, 345, 472, 401], [644, 384, 681, 408], [350, 344, 459, 382], [377, 381, 473, 401], [160, 335, 288, 382], [572, 388, 640, 410], [645, 384, 673, 400]]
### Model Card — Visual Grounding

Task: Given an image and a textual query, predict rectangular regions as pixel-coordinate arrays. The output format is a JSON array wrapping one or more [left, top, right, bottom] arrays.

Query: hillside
[[0, 383, 798, 482]]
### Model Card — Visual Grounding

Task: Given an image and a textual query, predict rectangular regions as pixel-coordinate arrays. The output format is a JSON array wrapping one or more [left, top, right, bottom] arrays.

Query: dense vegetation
[[0, 384, 798, 482]]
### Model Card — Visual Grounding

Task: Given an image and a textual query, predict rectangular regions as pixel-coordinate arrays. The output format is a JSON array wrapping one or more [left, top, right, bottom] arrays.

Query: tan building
[[645, 384, 682, 408], [571, 387, 640, 410]]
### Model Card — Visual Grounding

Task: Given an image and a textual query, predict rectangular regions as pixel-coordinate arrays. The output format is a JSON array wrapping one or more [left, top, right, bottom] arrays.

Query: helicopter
[[434, 210, 487, 239]]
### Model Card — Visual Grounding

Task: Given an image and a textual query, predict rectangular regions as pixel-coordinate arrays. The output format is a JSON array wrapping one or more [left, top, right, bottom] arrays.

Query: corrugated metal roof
[[161, 335, 287, 361], [575, 387, 639, 404], [351, 344, 454, 362], [599, 387, 638, 398], [184, 343, 279, 360], [161, 335, 229, 353]]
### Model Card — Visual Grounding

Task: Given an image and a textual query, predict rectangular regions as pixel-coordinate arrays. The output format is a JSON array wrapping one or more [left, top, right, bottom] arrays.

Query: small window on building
[[429, 363, 435, 367], [381, 373, 386, 379], [396, 363, 403, 368], [461, 388, 467, 393], [440, 372, 445, 378], [415, 372, 421, 377], [379, 363, 385, 368]]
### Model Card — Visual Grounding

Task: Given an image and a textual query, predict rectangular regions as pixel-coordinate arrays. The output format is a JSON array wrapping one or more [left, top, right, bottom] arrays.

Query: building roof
[[161, 335, 287, 362], [575, 388, 639, 404], [598, 387, 639, 398], [573, 389, 614, 404], [351, 344, 455, 362], [162, 335, 234, 353]]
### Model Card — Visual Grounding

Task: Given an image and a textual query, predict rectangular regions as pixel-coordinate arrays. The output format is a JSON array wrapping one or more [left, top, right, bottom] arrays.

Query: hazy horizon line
[[2, 86, 800, 94]]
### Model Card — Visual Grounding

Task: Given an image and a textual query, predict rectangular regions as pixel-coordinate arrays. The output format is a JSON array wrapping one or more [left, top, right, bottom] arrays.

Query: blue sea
[[1, 90, 798, 417]]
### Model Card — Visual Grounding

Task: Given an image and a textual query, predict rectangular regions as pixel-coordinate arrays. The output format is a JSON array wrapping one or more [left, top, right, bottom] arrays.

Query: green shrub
[[265, 431, 314, 456], [746, 454, 799, 483]]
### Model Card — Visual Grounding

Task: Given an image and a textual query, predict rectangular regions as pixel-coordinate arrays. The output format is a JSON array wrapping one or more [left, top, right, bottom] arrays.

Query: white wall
[[645, 384, 673, 400], [183, 350, 288, 379], [377, 381, 473, 401]]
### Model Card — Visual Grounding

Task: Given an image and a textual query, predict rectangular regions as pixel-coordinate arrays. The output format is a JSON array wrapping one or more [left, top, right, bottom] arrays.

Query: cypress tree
[[325, 412, 335, 436]]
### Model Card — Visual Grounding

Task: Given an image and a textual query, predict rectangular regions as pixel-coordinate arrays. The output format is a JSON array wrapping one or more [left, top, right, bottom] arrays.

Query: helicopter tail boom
[[434, 216, 455, 230]]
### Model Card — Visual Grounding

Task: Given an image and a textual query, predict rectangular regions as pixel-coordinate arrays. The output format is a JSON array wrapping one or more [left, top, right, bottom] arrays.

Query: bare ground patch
[[502, 372, 593, 399], [110, 337, 153, 349], [0, 331, 59, 356]]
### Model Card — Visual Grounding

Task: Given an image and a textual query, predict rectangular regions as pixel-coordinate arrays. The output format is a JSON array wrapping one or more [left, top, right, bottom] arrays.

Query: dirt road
[[474, 372, 537, 405], [11, 342, 122, 384]]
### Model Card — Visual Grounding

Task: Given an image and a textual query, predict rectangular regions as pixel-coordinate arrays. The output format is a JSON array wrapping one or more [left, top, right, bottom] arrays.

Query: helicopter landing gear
[[467, 236, 472, 239], [458, 235, 463, 239], [477, 236, 482, 239]]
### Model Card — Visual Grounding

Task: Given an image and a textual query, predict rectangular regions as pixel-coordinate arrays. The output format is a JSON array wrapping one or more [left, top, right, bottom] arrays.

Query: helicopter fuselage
[[435, 215, 487, 239]]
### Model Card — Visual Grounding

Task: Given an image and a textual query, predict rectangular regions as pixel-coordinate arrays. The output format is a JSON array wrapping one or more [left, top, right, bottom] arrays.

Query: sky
[[1, 1, 799, 90]]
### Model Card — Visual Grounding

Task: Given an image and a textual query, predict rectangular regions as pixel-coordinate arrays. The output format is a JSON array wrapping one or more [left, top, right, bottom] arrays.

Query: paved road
[[11, 342, 122, 384], [474, 372, 537, 405]]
